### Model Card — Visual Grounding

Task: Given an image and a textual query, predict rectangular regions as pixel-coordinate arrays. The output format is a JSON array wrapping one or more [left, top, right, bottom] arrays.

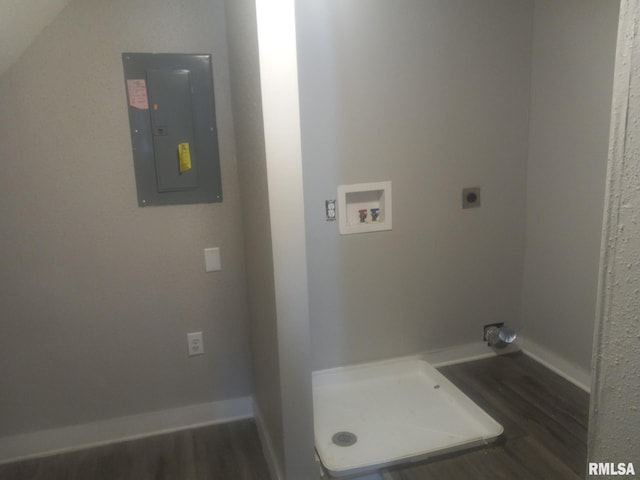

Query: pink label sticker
[[127, 79, 149, 110]]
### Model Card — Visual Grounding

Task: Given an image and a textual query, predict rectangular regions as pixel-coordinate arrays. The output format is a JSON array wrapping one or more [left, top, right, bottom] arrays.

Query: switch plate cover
[[204, 247, 221, 272]]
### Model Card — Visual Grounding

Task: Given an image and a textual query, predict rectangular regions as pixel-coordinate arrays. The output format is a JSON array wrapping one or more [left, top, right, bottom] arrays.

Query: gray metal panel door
[[147, 69, 198, 192], [122, 53, 222, 206]]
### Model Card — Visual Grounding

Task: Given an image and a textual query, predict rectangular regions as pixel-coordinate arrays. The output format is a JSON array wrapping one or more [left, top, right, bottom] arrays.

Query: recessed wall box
[[337, 181, 392, 235], [122, 53, 222, 206]]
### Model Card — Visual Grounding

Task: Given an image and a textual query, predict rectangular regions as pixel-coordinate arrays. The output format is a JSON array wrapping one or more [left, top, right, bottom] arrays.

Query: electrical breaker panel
[[122, 53, 222, 206]]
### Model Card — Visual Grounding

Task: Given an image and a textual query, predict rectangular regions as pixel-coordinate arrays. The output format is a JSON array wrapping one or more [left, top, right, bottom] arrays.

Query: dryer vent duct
[[484, 323, 517, 349]]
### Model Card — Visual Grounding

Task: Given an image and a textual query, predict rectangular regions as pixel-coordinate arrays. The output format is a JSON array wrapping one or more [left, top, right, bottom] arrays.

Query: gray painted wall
[[297, 0, 533, 370], [522, 0, 619, 376], [0, 0, 252, 436], [0, 1, 628, 474], [589, 0, 640, 468]]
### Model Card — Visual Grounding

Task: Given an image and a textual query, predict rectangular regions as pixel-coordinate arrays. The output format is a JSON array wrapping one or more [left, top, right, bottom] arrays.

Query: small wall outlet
[[187, 332, 204, 356], [325, 199, 337, 221]]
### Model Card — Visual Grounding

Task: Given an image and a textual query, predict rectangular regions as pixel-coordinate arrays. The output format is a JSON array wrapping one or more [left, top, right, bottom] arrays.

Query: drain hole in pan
[[332, 431, 357, 447]]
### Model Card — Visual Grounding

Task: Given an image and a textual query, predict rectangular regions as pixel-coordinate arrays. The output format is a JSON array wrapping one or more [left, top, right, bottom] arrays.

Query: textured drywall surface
[[589, 0, 640, 467], [0, 0, 252, 436], [521, 0, 619, 376], [297, 0, 533, 370]]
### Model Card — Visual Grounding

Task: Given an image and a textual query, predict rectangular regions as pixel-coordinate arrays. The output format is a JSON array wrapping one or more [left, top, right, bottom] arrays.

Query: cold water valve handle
[[370, 208, 380, 222]]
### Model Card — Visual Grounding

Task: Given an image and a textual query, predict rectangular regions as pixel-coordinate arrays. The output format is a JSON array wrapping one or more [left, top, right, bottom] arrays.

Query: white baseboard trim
[[253, 399, 284, 480], [518, 335, 591, 393], [0, 396, 254, 465], [312, 341, 518, 381], [424, 337, 591, 393], [311, 340, 590, 395], [424, 340, 519, 368]]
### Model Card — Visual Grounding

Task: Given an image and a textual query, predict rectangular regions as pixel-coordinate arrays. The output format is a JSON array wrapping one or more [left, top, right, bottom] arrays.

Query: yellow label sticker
[[178, 142, 192, 173]]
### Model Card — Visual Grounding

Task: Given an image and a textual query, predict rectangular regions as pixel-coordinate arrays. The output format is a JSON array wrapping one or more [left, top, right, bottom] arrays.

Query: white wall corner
[[589, 0, 640, 462], [255, 0, 317, 478]]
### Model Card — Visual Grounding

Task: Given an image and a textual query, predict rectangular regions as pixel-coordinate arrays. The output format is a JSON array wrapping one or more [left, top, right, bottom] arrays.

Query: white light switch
[[204, 247, 221, 272]]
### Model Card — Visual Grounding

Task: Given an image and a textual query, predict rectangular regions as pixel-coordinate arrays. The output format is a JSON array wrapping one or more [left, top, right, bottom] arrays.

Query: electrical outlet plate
[[187, 332, 204, 356], [325, 199, 337, 221]]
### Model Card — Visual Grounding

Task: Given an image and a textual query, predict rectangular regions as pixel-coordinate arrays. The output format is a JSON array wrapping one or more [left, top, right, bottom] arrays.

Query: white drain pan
[[313, 358, 503, 478]]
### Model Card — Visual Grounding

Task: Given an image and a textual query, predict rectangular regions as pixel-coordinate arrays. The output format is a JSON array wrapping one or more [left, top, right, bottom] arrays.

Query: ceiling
[[0, 0, 73, 77]]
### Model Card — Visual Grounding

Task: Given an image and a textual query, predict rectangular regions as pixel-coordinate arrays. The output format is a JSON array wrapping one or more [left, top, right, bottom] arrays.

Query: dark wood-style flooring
[[0, 419, 269, 480], [379, 352, 589, 480], [0, 352, 589, 480]]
